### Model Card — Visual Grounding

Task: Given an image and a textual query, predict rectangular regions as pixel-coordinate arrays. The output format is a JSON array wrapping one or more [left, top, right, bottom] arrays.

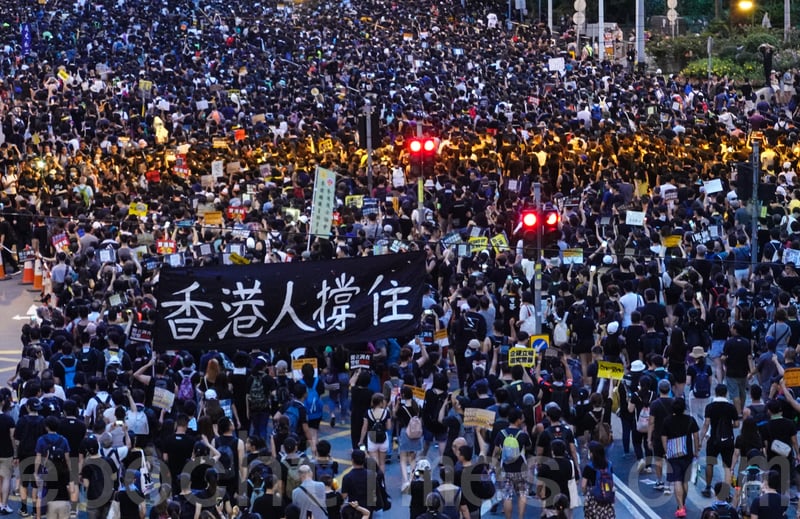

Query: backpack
[[176, 370, 196, 403], [440, 489, 462, 519], [58, 355, 78, 388], [104, 349, 122, 375], [592, 410, 613, 447], [500, 429, 522, 465], [272, 378, 292, 413], [691, 364, 711, 398], [313, 460, 336, 481], [284, 401, 303, 435], [747, 403, 769, 427], [589, 462, 615, 505], [282, 457, 308, 497], [636, 405, 650, 433], [92, 394, 113, 427], [304, 377, 322, 421], [368, 408, 388, 444], [710, 502, 737, 519], [405, 404, 423, 440], [553, 313, 570, 347], [78, 348, 96, 374], [247, 374, 269, 413], [214, 438, 236, 481]]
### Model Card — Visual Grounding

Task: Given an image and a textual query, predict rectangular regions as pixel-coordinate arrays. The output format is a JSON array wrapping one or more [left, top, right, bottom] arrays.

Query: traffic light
[[408, 137, 436, 177], [518, 209, 539, 241], [541, 205, 561, 257]]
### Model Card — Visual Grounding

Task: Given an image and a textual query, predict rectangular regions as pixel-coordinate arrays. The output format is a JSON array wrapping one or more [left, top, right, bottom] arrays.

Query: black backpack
[[368, 409, 388, 444]]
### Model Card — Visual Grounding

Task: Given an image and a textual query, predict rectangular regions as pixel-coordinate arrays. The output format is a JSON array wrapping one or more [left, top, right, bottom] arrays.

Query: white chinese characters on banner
[[161, 282, 213, 340]]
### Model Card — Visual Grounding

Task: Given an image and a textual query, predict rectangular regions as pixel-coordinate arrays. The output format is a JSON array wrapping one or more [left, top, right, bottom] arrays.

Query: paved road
[[0, 279, 791, 518]]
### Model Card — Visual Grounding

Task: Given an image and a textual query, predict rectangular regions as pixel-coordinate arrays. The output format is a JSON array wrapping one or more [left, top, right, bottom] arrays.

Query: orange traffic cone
[[20, 258, 34, 284], [0, 252, 8, 280], [31, 258, 43, 291]]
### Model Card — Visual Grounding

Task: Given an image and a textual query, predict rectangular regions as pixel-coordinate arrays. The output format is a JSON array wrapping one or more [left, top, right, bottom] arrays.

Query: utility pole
[[533, 182, 542, 335], [751, 139, 760, 271], [364, 99, 373, 194]]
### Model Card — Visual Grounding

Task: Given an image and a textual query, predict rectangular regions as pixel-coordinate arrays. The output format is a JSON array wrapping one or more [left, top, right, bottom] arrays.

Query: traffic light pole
[[365, 100, 374, 194], [751, 139, 759, 271], [534, 182, 542, 336]]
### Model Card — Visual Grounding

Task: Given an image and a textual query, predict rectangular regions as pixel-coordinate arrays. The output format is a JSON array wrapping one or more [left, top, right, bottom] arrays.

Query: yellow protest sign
[[204, 212, 223, 225], [784, 368, 800, 387], [463, 408, 496, 428], [664, 235, 681, 248], [490, 233, 509, 254], [508, 347, 536, 367], [319, 139, 333, 153], [597, 361, 625, 380], [345, 195, 364, 208], [129, 202, 148, 217], [403, 385, 426, 401], [292, 358, 318, 372], [469, 236, 489, 254], [152, 387, 175, 411]]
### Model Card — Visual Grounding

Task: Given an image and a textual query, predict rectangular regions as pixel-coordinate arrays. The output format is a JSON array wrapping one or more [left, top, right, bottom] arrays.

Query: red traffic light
[[408, 138, 436, 155], [544, 211, 560, 227], [521, 210, 538, 228]]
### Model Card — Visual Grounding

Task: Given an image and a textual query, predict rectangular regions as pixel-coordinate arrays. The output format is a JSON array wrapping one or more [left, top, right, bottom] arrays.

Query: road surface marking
[[614, 475, 662, 519]]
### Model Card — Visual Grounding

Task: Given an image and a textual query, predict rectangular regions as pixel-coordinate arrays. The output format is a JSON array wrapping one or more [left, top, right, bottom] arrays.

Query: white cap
[[607, 321, 619, 334]]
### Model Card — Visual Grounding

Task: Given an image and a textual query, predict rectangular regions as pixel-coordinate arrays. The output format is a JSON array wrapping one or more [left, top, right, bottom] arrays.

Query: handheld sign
[[350, 353, 372, 369], [463, 408, 496, 428], [508, 347, 536, 367], [597, 361, 625, 380], [784, 368, 800, 387]]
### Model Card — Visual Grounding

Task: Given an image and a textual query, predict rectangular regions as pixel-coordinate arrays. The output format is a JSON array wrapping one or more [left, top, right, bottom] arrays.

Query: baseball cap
[[607, 321, 619, 334]]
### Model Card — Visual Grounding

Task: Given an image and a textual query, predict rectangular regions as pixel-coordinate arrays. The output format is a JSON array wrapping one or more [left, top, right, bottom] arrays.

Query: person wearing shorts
[[661, 398, 700, 518], [699, 384, 740, 498], [493, 409, 531, 519], [722, 323, 753, 416], [360, 393, 391, 474]]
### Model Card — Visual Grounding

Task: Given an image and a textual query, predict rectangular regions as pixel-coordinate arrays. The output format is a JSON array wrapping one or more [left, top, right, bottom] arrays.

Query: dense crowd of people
[[4, 0, 800, 517]]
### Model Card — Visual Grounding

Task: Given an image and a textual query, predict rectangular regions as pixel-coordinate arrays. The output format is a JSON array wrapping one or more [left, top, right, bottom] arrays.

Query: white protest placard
[[196, 99, 209, 111], [704, 179, 723, 194], [156, 99, 170, 111], [625, 210, 645, 226], [784, 248, 800, 265], [152, 388, 175, 411], [506, 179, 518, 192], [211, 160, 224, 179], [548, 57, 565, 74]]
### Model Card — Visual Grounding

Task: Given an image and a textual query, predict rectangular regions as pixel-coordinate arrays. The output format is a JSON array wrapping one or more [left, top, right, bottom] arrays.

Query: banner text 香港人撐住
[[154, 251, 426, 350]]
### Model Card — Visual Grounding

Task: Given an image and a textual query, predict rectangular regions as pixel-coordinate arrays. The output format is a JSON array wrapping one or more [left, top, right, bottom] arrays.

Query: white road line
[[614, 475, 662, 519], [615, 489, 648, 519]]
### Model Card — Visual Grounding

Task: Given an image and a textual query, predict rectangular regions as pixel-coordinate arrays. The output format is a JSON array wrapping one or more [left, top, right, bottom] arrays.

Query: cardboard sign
[[548, 57, 566, 74], [663, 235, 682, 248], [204, 212, 223, 225], [625, 210, 645, 226], [226, 206, 246, 221], [51, 233, 70, 252], [213, 137, 227, 148], [662, 188, 678, 202], [463, 408, 496, 428], [403, 385, 426, 401], [345, 195, 364, 208], [156, 240, 177, 254], [234, 128, 246, 142], [17, 249, 36, 263], [211, 160, 224, 178], [784, 368, 800, 387], [226, 161, 241, 174], [441, 231, 463, 247], [490, 233, 509, 254], [704, 179, 723, 194], [152, 387, 175, 411], [562, 248, 584, 265], [196, 99, 209, 111], [349, 353, 372, 369], [508, 347, 536, 367], [129, 202, 149, 217], [597, 361, 625, 380], [469, 236, 488, 254]]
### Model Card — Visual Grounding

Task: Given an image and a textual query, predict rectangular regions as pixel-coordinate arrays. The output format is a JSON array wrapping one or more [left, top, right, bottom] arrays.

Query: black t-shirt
[[537, 422, 575, 459], [341, 467, 377, 508], [0, 414, 14, 458], [764, 416, 797, 458], [537, 456, 575, 508], [455, 463, 488, 513], [661, 414, 700, 458], [80, 457, 115, 502], [14, 414, 45, 456], [750, 492, 787, 518], [59, 417, 87, 456], [649, 397, 674, 440], [704, 400, 738, 444], [723, 337, 751, 378], [252, 493, 285, 519]]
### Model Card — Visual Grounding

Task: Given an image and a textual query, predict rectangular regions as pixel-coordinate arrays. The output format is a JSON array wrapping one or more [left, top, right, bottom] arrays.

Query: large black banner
[[154, 252, 425, 350]]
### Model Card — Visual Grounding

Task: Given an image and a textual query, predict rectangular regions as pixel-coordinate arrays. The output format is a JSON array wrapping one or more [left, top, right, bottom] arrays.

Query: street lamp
[[738, 0, 754, 11]]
